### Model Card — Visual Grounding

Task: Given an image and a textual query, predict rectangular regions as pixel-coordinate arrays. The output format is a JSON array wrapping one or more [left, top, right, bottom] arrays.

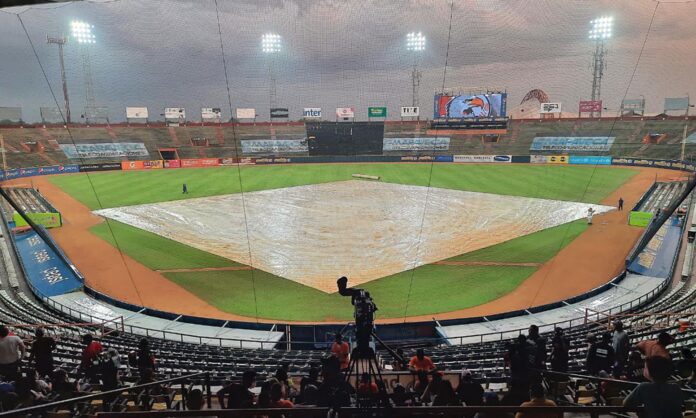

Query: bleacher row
[[1, 188, 50, 215], [639, 182, 688, 213], [0, 118, 694, 168]]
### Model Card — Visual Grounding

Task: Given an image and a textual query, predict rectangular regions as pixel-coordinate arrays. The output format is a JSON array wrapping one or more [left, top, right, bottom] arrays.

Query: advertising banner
[[530, 155, 548, 164], [546, 155, 569, 164], [201, 107, 222, 120], [629, 211, 653, 227], [39, 107, 64, 123], [121, 160, 164, 170], [400, 156, 434, 162], [435, 155, 454, 162], [569, 155, 612, 165], [219, 157, 256, 166], [180, 158, 221, 168], [13, 212, 61, 229], [164, 107, 186, 119], [79, 162, 122, 172], [255, 157, 292, 164], [530, 136, 615, 152], [383, 137, 450, 151], [270, 107, 289, 118], [368, 107, 387, 118], [434, 93, 507, 118], [164, 160, 181, 168], [236, 108, 256, 119], [59, 142, 149, 159], [125, 106, 148, 119], [302, 108, 322, 119], [400, 106, 420, 117], [453, 155, 512, 163], [0, 107, 22, 123], [620, 99, 645, 115], [578, 100, 602, 113], [336, 107, 355, 118], [37, 165, 80, 175], [540, 103, 561, 114], [241, 139, 308, 154], [611, 158, 696, 172]]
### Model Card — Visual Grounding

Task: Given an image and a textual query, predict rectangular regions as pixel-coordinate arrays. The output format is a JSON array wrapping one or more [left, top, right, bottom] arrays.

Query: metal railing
[[0, 372, 211, 417]]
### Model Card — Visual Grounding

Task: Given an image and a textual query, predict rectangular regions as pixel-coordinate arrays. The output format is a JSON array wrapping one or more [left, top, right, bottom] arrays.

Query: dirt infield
[[19, 166, 684, 324]]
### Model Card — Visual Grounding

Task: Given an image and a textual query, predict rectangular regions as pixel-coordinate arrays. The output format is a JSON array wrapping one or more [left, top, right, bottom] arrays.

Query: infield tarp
[[13, 229, 82, 297]]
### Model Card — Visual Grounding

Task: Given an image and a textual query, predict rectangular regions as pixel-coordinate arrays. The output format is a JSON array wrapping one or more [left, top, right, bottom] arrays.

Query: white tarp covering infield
[[94, 180, 613, 293]]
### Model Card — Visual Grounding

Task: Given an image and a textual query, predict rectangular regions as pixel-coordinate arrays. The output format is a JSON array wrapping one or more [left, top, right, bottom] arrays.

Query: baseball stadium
[[0, 0, 695, 416]]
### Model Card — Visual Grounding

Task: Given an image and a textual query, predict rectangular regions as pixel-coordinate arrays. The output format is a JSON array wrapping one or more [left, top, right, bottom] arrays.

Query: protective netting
[[0, 0, 695, 324]]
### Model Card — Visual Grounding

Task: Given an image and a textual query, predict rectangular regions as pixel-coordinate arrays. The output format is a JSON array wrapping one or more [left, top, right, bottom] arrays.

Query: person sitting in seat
[[624, 356, 684, 418], [515, 384, 559, 418], [217, 370, 256, 409], [330, 334, 350, 370], [409, 349, 436, 374], [269, 382, 294, 408]]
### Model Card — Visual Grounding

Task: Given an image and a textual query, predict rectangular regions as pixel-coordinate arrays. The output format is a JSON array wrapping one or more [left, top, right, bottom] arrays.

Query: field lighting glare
[[406, 32, 426, 51], [589, 16, 613, 40], [261, 33, 282, 53], [71, 20, 96, 44]]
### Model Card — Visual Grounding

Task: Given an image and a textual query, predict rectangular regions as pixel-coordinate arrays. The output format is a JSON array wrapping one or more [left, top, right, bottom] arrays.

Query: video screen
[[434, 93, 507, 118]]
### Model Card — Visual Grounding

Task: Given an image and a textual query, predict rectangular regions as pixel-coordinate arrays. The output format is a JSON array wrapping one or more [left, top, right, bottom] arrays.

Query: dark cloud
[[1, 0, 694, 122]]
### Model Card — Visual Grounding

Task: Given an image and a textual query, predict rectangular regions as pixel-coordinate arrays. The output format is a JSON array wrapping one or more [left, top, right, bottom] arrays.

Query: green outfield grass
[[49, 163, 637, 320], [50, 163, 637, 209]]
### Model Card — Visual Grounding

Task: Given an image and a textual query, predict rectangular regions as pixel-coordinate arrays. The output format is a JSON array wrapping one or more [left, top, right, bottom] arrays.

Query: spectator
[[274, 365, 296, 396], [508, 335, 534, 393], [137, 338, 155, 375], [527, 325, 547, 370], [612, 321, 630, 374], [676, 348, 696, 379], [0, 325, 26, 382], [586, 333, 615, 376], [51, 369, 79, 399], [79, 334, 103, 383], [186, 388, 204, 410], [217, 370, 256, 409], [549, 327, 570, 374], [414, 370, 430, 396], [626, 350, 646, 382], [636, 332, 673, 359], [269, 382, 294, 408], [474, 392, 506, 418], [101, 348, 121, 411], [390, 384, 413, 406], [515, 384, 560, 418], [316, 356, 352, 409], [256, 378, 278, 408], [624, 356, 684, 418], [392, 348, 408, 371], [409, 349, 436, 374], [31, 328, 56, 378], [456, 369, 484, 407], [357, 373, 378, 396], [431, 380, 460, 406], [14, 369, 51, 404], [330, 333, 350, 370]]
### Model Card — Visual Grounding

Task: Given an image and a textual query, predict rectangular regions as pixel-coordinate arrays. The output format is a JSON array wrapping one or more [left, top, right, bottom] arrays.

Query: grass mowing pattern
[[50, 164, 636, 320], [165, 265, 536, 321], [50, 164, 637, 209]]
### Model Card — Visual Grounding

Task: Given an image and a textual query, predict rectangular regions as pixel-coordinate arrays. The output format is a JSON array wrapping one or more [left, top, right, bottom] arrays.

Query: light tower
[[261, 33, 282, 119], [406, 32, 426, 110], [46, 35, 71, 124], [588, 16, 612, 117], [70, 20, 99, 123]]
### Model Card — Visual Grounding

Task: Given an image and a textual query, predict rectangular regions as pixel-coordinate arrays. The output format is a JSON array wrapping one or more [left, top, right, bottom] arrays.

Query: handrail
[[0, 371, 210, 417], [98, 405, 645, 417], [540, 369, 696, 395]]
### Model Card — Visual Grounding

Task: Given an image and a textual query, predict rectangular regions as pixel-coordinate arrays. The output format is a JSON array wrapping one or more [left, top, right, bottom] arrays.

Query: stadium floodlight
[[406, 32, 426, 51], [261, 33, 282, 53], [588, 16, 613, 40], [71, 20, 96, 44]]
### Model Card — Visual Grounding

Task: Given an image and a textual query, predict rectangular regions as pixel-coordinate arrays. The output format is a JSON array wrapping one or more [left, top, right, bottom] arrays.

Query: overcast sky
[[1, 0, 695, 122]]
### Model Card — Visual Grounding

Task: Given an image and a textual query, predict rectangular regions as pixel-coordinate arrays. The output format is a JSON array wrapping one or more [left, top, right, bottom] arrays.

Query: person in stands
[[331, 333, 350, 370], [357, 372, 378, 396], [31, 327, 56, 378], [431, 380, 460, 406], [79, 334, 103, 383], [515, 384, 560, 418], [0, 325, 26, 382], [186, 388, 204, 410], [636, 332, 673, 379], [409, 349, 436, 374], [612, 321, 630, 374], [549, 327, 570, 374], [586, 333, 615, 376], [137, 338, 156, 376], [676, 348, 696, 379], [456, 369, 484, 408], [217, 370, 256, 409], [624, 356, 684, 418], [269, 382, 294, 408], [527, 325, 547, 371]]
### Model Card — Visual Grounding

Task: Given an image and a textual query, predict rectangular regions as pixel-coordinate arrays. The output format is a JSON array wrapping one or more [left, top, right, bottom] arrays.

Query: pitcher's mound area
[[94, 180, 613, 292]]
